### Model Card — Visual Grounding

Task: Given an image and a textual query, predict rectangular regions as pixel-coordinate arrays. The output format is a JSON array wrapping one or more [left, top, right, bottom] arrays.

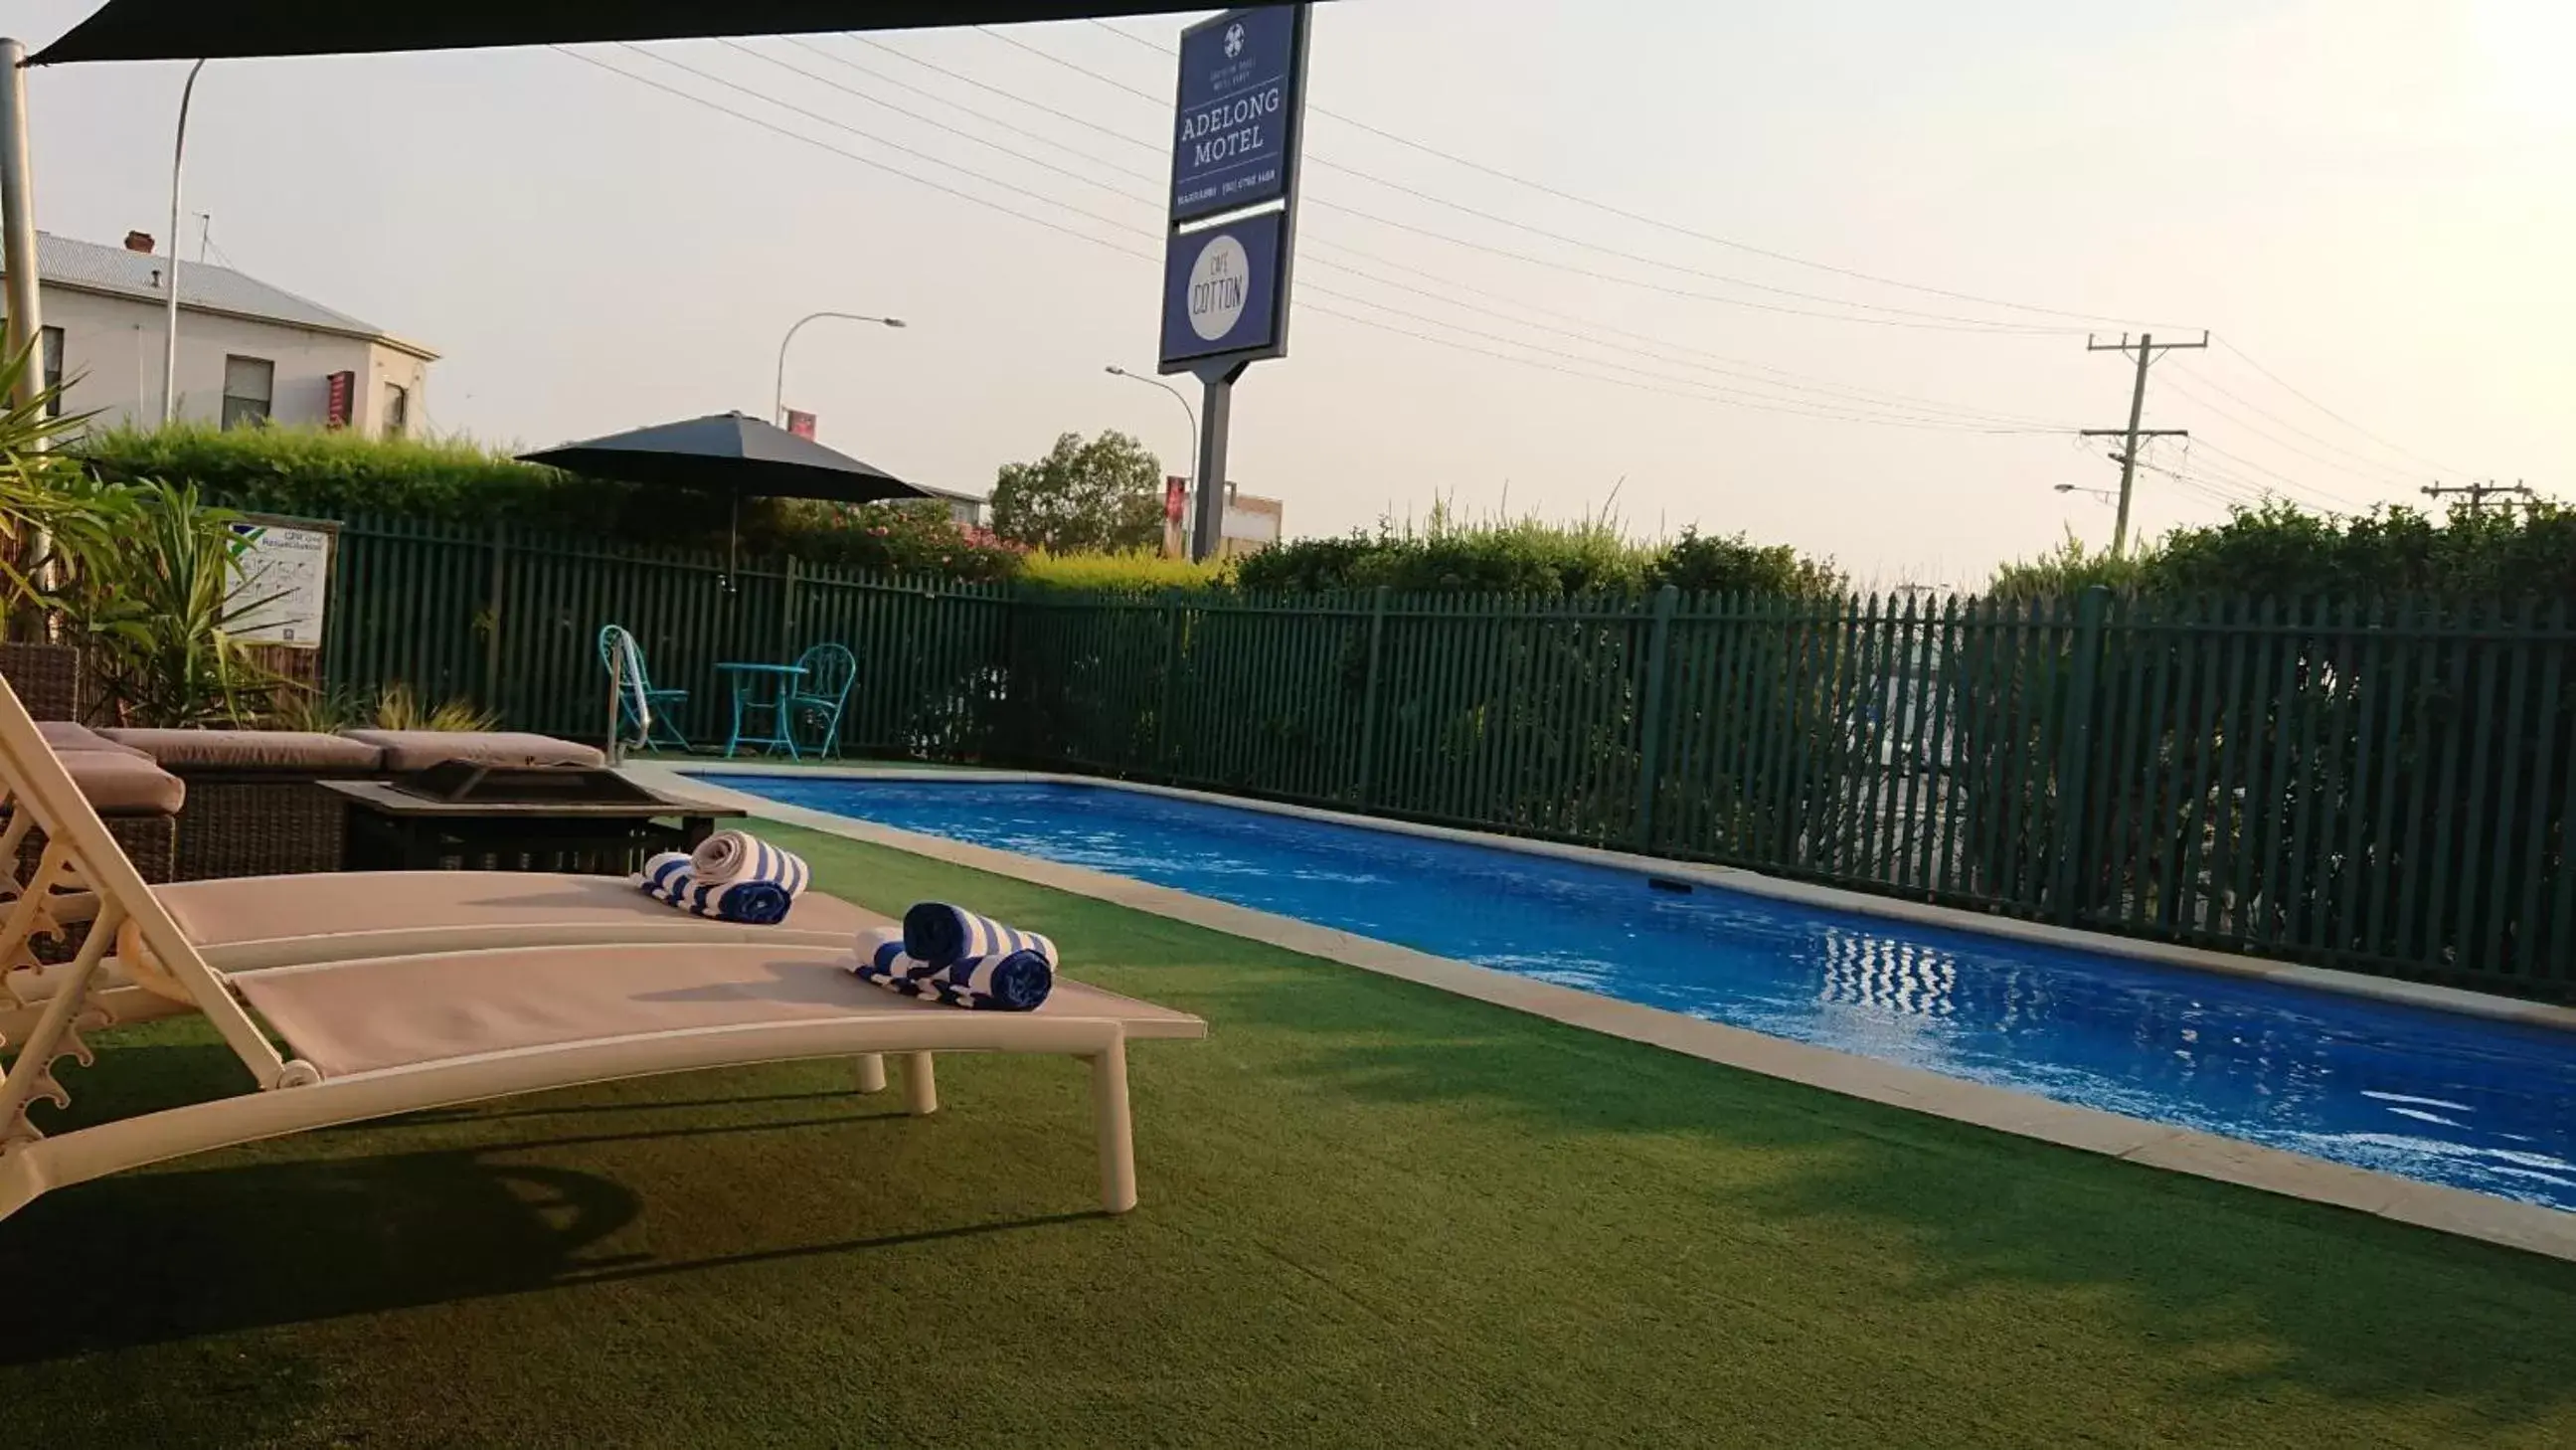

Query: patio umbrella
[[29, 1, 1236, 64], [519, 411, 931, 583]]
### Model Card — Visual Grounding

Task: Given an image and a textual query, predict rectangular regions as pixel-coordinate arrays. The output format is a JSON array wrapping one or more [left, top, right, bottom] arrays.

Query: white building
[[3, 231, 436, 437]]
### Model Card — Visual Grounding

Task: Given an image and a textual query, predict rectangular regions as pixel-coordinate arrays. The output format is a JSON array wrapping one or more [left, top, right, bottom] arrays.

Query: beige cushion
[[342, 730, 606, 773], [37, 720, 151, 759], [231, 942, 1206, 1077], [157, 870, 879, 957], [98, 727, 386, 774], [61, 751, 186, 815]]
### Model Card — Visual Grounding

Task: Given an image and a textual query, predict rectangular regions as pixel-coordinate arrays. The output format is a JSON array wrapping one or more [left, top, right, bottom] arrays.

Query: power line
[[1307, 163, 2074, 334], [1080, 16, 2190, 332], [775, 36, 1163, 185], [1306, 244, 2072, 426], [2155, 366, 2411, 495], [2166, 358, 2426, 484], [642, 42, 2081, 426], [561, 46, 2075, 438], [1303, 195, 2062, 334], [988, 20, 2479, 506], [718, 39, 1161, 210], [791, 33, 2076, 420], [976, 25, 2077, 335], [799, 33, 2062, 336], [2174, 436, 2354, 513], [832, 34, 1169, 157], [785, 33, 2097, 417], [556, 47, 1161, 263], [2212, 336, 2464, 478], [1304, 287, 2070, 432], [612, 43, 1157, 238]]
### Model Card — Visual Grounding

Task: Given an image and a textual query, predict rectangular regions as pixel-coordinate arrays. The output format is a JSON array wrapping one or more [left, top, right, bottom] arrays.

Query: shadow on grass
[[0, 1121, 1095, 1366], [0, 1039, 1090, 1365]]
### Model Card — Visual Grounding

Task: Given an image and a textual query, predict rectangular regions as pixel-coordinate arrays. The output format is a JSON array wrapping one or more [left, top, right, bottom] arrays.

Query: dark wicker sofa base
[[14, 814, 178, 885], [168, 776, 347, 880]]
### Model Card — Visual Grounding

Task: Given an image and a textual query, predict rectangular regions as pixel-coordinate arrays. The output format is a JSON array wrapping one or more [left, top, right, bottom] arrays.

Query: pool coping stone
[[633, 760, 2576, 1264]]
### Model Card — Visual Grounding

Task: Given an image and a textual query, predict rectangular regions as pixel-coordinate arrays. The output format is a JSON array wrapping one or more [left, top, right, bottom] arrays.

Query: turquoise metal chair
[[785, 642, 857, 757], [599, 625, 692, 751]]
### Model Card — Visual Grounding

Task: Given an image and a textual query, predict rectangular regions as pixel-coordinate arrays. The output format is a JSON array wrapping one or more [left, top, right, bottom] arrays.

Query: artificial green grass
[[4, 823, 2574, 1447]]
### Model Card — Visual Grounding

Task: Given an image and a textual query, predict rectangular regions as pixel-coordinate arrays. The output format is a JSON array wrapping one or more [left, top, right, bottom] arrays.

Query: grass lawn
[[5, 821, 2574, 1447]]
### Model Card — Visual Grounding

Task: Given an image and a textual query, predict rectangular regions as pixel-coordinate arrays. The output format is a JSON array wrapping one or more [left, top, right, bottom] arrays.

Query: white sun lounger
[[0, 732, 879, 1042], [0, 677, 1204, 1224]]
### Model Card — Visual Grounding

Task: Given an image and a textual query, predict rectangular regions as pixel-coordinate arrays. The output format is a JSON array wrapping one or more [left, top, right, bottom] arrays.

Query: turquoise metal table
[[715, 661, 809, 759]]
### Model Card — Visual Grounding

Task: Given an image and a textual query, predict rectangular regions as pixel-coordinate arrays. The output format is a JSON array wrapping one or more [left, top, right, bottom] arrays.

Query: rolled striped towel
[[691, 830, 811, 896], [902, 902, 1054, 970], [852, 924, 1056, 1011], [634, 846, 803, 926]]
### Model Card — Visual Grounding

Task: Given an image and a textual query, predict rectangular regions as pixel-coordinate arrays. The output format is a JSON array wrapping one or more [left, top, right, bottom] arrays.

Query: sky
[[11, 0, 2572, 588]]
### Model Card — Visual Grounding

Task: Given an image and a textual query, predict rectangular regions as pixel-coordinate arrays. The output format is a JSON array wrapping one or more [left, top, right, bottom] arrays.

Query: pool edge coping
[[634, 761, 2576, 1265]]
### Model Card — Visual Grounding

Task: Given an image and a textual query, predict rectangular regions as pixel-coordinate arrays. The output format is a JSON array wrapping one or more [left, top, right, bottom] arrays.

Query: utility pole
[[2421, 479, 2533, 515], [2081, 330, 2209, 557], [0, 38, 42, 417]]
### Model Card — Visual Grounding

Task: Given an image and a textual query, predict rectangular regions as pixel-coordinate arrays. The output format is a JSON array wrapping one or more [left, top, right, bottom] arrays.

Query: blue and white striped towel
[[691, 830, 811, 897], [852, 922, 1057, 1011], [633, 833, 809, 926], [902, 902, 1051, 969]]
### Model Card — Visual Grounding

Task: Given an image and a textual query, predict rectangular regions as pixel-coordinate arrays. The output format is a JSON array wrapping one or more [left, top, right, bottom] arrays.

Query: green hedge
[[76, 426, 1865, 599], [1237, 519, 1841, 598], [75, 424, 1027, 581], [1991, 501, 2576, 602]]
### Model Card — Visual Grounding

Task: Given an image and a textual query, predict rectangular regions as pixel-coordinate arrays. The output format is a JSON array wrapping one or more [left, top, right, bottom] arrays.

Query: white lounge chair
[[0, 732, 880, 1042], [0, 677, 1204, 1224]]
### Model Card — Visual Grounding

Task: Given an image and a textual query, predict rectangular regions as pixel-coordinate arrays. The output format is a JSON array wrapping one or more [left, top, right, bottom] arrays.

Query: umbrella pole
[[727, 491, 740, 592]]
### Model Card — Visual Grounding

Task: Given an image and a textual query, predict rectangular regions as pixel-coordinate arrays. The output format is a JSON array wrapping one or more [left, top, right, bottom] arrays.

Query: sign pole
[[1190, 362, 1243, 563], [1158, 4, 1309, 564]]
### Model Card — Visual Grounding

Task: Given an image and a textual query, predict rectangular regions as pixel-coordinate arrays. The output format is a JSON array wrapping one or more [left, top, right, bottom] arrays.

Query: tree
[[987, 431, 1164, 554]]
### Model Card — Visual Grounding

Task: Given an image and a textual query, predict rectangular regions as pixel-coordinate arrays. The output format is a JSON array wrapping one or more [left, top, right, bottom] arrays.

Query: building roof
[[9, 232, 437, 359]]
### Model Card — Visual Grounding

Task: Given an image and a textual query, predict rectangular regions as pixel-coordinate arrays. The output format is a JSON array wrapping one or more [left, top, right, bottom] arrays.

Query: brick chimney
[[123, 231, 155, 255]]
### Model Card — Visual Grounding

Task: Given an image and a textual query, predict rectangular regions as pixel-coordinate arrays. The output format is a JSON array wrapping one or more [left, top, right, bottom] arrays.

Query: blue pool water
[[713, 774, 2576, 1211]]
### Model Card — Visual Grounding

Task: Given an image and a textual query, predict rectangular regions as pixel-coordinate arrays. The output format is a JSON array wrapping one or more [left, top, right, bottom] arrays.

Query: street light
[[163, 59, 206, 424], [1105, 364, 1200, 491], [2054, 483, 2117, 503], [773, 311, 906, 427]]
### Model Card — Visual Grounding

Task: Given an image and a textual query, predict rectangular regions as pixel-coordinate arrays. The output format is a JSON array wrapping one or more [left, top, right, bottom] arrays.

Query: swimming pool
[[710, 774, 2576, 1212]]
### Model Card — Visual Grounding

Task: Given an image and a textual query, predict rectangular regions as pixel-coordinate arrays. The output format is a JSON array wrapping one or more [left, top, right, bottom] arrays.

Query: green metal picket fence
[[321, 515, 1010, 751], [309, 511, 2576, 998]]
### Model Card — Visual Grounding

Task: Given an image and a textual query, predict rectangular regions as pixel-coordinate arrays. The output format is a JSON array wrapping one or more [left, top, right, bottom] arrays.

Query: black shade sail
[[520, 411, 931, 507], [31, 1, 1225, 65]]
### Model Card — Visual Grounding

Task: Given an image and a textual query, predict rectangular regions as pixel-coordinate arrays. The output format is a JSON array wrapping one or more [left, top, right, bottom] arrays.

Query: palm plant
[[0, 340, 122, 635], [71, 482, 286, 727]]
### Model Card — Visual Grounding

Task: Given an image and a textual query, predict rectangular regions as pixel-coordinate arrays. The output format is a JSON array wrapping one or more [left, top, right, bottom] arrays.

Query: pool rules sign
[[1158, 5, 1310, 560]]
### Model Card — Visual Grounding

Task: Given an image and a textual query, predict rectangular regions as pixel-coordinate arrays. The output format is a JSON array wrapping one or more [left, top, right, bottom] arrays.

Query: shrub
[[1986, 530, 2155, 603], [1644, 526, 1844, 598], [1018, 549, 1232, 593], [773, 501, 1025, 582], [1986, 501, 2576, 603], [2143, 499, 2576, 600], [77, 422, 592, 523], [1238, 506, 1838, 599], [74, 423, 1033, 582]]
